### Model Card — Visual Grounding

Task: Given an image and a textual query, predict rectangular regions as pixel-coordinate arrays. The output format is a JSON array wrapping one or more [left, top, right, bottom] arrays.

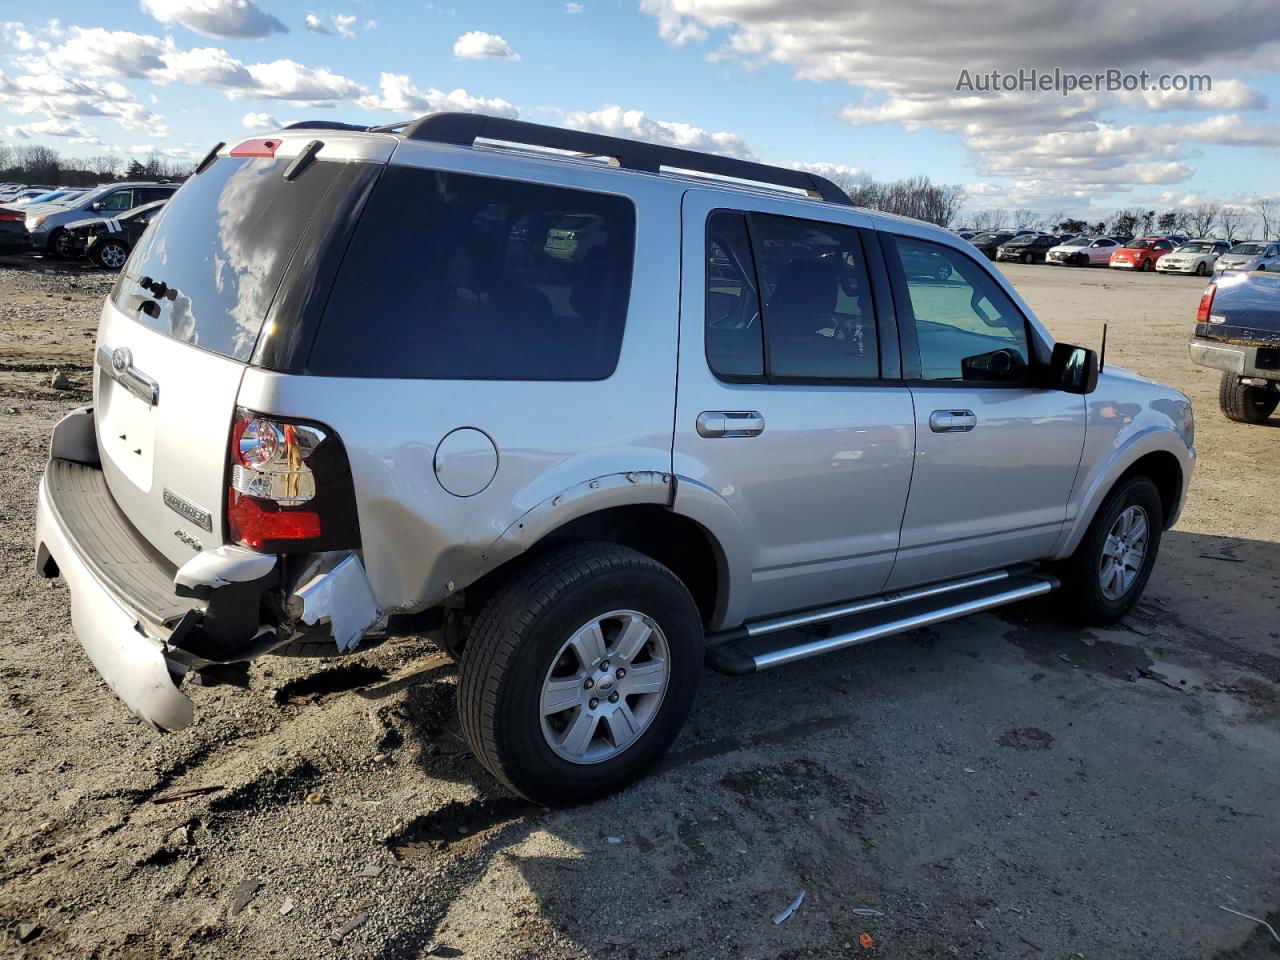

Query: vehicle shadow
[[370, 527, 1280, 958]]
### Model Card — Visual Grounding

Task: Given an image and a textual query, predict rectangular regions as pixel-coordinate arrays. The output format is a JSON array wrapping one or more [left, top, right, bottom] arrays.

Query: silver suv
[[34, 115, 1195, 805]]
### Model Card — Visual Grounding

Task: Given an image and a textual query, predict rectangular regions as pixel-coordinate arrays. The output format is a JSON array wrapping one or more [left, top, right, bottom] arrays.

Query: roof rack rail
[[400, 112, 853, 206], [282, 121, 373, 132]]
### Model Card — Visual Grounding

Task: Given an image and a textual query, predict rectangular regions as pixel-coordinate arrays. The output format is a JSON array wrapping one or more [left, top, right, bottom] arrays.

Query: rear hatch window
[[111, 156, 347, 361], [306, 166, 636, 380]]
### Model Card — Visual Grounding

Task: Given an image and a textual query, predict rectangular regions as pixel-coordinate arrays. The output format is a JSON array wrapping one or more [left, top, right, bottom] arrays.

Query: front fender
[[1052, 398, 1194, 559]]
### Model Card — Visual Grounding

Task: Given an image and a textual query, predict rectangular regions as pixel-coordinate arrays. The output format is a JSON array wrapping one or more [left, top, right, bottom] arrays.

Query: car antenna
[[1099, 323, 1108, 372]]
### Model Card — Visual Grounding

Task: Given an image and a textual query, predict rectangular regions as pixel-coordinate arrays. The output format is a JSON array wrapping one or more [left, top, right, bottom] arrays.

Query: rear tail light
[[226, 408, 360, 552], [0, 209, 24, 222], [1195, 284, 1217, 325]]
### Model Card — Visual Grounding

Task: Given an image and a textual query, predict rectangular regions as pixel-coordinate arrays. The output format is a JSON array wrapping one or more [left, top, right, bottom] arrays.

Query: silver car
[[1214, 240, 1280, 274], [34, 115, 1196, 805], [25, 181, 177, 257]]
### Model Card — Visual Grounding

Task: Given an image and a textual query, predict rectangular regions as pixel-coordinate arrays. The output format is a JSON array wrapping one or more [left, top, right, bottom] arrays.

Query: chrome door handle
[[929, 409, 976, 433], [697, 410, 765, 438]]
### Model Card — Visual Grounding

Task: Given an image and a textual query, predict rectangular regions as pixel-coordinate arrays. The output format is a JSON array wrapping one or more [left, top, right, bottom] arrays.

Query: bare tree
[[1184, 202, 1220, 238], [85, 154, 121, 180], [1156, 210, 1180, 234], [1250, 195, 1278, 241], [1217, 204, 1250, 243], [971, 208, 1006, 232], [12, 144, 61, 182], [1110, 209, 1139, 237], [1010, 208, 1036, 228], [846, 175, 967, 227]]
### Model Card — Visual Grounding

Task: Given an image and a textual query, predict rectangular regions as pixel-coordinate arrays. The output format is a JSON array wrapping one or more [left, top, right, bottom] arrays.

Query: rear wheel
[[1057, 476, 1163, 625], [1219, 371, 1279, 423], [457, 543, 702, 805], [92, 239, 129, 270]]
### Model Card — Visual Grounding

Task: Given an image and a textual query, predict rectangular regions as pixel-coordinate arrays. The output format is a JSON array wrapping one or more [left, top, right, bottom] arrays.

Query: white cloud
[[241, 110, 283, 130], [5, 117, 99, 140], [32, 28, 366, 106], [564, 2, 583, 12], [140, 0, 288, 39], [0, 68, 168, 136], [356, 73, 518, 117], [332, 14, 356, 37], [453, 31, 520, 61], [563, 105, 755, 159], [1, 22, 37, 51], [638, 0, 1280, 202], [304, 12, 329, 34]]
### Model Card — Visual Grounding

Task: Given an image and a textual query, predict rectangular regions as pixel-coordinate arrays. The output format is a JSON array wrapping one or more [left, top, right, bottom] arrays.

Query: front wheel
[[457, 543, 703, 805], [92, 239, 129, 270], [1142, 258, 1154, 271], [46, 229, 71, 260], [1195, 261, 1207, 276], [1022, 251, 1033, 264], [1219, 371, 1279, 423], [1056, 476, 1163, 625]]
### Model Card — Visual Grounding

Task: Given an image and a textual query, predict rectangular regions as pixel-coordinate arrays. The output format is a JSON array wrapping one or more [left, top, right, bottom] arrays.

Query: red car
[[1109, 235, 1177, 271]]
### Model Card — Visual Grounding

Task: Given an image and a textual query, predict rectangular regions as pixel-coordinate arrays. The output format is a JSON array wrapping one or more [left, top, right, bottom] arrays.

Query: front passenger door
[[882, 234, 1086, 589]]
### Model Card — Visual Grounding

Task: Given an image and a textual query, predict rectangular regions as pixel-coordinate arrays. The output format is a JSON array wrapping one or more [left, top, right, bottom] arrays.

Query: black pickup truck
[[1188, 271, 1280, 423]]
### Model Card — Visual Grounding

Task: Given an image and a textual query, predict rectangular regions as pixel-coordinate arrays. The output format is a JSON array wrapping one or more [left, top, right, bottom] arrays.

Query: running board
[[705, 570, 1057, 675]]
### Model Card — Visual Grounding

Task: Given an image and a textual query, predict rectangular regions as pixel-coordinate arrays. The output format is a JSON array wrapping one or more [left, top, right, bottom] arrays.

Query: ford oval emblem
[[111, 346, 132, 373]]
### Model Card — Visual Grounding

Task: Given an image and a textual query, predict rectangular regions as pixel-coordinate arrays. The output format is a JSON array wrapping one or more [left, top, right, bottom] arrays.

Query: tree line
[[0, 144, 193, 187], [821, 170, 1276, 243]]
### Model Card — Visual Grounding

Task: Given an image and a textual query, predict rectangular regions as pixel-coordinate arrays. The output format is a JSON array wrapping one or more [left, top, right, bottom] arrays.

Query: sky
[[1, 0, 1279, 220]]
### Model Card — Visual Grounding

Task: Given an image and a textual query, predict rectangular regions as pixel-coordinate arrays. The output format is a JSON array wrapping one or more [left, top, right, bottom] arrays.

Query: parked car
[[1156, 239, 1231, 276], [968, 231, 1015, 260], [1109, 236, 1177, 271], [0, 184, 50, 201], [1046, 235, 1123, 266], [25, 181, 178, 257], [34, 114, 1194, 806], [0, 205, 29, 254], [1213, 240, 1280, 274], [996, 233, 1059, 264], [2, 187, 56, 205], [62, 199, 167, 269], [9, 188, 86, 207], [1187, 271, 1280, 423]]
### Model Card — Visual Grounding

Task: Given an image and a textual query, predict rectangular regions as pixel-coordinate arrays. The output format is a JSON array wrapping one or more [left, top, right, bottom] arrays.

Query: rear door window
[[704, 212, 764, 378], [308, 167, 636, 380]]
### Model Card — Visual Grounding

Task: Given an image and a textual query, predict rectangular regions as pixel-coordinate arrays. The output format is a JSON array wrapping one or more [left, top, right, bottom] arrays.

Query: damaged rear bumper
[[34, 409, 384, 731]]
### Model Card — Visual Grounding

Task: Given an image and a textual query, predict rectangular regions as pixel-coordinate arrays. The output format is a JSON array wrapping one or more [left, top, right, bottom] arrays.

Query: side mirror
[[1046, 342, 1098, 394], [90, 202, 102, 211]]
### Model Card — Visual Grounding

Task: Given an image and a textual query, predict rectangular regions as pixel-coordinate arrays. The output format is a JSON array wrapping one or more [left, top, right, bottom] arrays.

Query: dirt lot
[[2, 258, 1278, 960]]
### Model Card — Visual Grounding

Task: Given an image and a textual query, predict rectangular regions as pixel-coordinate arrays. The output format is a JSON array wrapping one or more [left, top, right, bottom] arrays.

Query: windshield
[[1124, 239, 1155, 249], [1229, 243, 1265, 255], [1061, 237, 1090, 247], [1004, 235, 1033, 245], [1178, 243, 1211, 253]]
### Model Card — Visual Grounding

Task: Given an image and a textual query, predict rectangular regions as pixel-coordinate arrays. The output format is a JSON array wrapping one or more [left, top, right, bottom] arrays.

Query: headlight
[[28, 214, 46, 230], [1179, 399, 1195, 448]]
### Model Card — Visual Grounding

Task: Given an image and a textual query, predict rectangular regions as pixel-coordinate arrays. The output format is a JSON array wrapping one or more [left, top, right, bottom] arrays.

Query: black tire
[[458, 543, 702, 805], [1022, 251, 1033, 264], [1141, 258, 1154, 271], [1057, 476, 1164, 626], [46, 229, 70, 260], [1195, 261, 1207, 276], [1219, 371, 1279, 423], [92, 239, 129, 270]]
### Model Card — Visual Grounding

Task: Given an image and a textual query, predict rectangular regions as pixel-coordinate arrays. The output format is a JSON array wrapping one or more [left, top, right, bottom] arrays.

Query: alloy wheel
[[539, 610, 670, 764], [1098, 505, 1149, 600]]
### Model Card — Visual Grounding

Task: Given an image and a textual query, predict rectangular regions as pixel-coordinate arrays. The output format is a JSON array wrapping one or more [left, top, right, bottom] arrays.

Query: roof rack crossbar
[[400, 112, 853, 206]]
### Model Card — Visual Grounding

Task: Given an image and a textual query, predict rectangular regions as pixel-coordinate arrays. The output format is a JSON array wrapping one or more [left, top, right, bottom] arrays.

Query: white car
[[1045, 235, 1123, 267], [1214, 240, 1280, 274], [1156, 240, 1231, 276]]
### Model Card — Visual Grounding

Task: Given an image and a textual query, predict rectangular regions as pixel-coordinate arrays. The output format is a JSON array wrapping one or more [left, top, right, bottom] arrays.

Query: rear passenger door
[[880, 233, 1086, 589], [674, 190, 915, 622]]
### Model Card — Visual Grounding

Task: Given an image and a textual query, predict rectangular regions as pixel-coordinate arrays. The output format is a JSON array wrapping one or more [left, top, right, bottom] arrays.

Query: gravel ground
[[1, 257, 1278, 960]]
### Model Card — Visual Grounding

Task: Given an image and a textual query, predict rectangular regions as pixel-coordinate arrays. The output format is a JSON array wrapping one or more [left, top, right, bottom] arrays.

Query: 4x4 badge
[[163, 488, 212, 532]]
